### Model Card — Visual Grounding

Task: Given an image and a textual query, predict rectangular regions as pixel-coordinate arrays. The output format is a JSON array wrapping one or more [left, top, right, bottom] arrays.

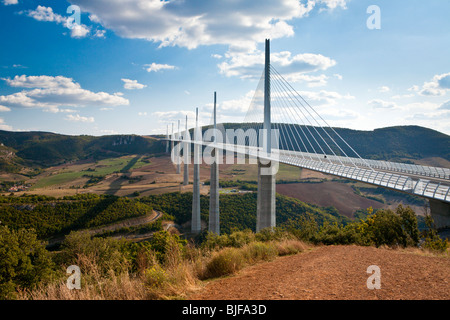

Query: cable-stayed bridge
[[162, 39, 450, 233]]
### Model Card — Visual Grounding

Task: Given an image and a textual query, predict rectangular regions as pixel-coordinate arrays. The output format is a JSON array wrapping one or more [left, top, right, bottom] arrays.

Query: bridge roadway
[[169, 138, 450, 204]]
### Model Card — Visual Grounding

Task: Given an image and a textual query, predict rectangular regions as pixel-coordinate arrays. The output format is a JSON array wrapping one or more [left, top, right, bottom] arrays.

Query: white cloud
[[1, 75, 129, 112], [25, 5, 66, 23], [378, 86, 390, 93], [411, 72, 450, 96], [65, 114, 95, 123], [285, 74, 329, 87], [296, 90, 354, 106], [439, 101, 450, 110], [138, 112, 147, 116], [153, 110, 203, 129], [368, 99, 399, 109], [100, 129, 117, 135], [2, 0, 18, 5], [0, 118, 13, 131], [121, 78, 147, 90], [70, 24, 91, 38], [24, 5, 91, 38], [93, 29, 106, 38], [3, 75, 78, 88], [333, 73, 343, 80], [144, 63, 176, 73], [317, 0, 347, 10], [219, 50, 336, 80], [0, 105, 11, 112], [391, 93, 414, 99], [68, 0, 320, 51]]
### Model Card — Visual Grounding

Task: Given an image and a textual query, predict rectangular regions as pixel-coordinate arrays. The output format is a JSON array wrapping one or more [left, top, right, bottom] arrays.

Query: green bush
[[58, 231, 129, 276], [364, 206, 420, 247], [242, 242, 277, 263], [421, 215, 449, 253], [0, 226, 54, 300], [203, 247, 245, 279]]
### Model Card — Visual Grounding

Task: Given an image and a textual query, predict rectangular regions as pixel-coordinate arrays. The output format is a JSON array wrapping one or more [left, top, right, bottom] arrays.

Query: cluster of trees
[[0, 194, 152, 239], [140, 192, 348, 234]]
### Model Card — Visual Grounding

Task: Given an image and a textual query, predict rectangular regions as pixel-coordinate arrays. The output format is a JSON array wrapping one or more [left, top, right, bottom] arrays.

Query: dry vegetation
[[17, 231, 310, 300]]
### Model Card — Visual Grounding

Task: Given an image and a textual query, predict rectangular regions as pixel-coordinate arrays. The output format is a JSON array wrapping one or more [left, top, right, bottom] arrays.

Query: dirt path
[[190, 245, 450, 300], [47, 210, 163, 247]]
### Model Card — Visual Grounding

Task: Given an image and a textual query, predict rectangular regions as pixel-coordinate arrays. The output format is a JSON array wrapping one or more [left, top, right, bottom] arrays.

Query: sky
[[0, 0, 449, 136]]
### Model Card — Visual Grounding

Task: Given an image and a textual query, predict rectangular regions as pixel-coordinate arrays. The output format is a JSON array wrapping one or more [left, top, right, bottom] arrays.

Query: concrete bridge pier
[[176, 120, 181, 174], [209, 92, 220, 235], [191, 108, 201, 233], [170, 123, 174, 157], [429, 199, 450, 229], [256, 160, 276, 232], [183, 116, 189, 186], [209, 150, 220, 234]]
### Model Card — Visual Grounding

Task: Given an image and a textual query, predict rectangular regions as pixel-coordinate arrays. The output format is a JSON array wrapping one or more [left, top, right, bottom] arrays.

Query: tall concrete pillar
[[429, 199, 450, 229], [192, 108, 201, 233], [256, 39, 276, 232], [166, 124, 169, 153], [170, 123, 174, 157], [183, 115, 189, 186], [257, 161, 276, 231], [209, 92, 220, 234], [176, 120, 181, 174]]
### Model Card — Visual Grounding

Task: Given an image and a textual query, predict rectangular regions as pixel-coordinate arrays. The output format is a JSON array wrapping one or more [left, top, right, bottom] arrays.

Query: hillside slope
[[0, 130, 165, 169], [0, 125, 448, 173], [204, 124, 450, 161]]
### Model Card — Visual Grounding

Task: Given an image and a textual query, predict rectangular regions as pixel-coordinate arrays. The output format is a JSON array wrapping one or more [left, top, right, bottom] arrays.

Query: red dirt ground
[[189, 245, 450, 300]]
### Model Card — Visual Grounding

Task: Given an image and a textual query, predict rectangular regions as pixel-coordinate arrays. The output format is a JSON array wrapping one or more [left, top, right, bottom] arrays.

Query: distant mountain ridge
[[209, 124, 450, 163], [0, 125, 448, 173], [0, 131, 164, 172]]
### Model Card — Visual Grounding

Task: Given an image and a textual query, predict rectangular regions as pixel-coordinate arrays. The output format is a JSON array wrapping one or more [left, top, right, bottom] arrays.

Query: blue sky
[[1, 0, 449, 136]]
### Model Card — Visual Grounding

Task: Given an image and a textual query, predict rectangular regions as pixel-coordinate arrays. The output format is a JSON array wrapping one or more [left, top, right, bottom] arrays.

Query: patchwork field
[[3, 154, 429, 219]]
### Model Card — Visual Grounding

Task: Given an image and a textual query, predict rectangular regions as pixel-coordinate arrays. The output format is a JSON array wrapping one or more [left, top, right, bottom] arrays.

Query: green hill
[[0, 125, 448, 174], [0, 131, 165, 171], [203, 124, 450, 162]]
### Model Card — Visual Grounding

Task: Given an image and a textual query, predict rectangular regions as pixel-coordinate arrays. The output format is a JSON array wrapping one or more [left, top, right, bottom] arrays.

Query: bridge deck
[[168, 138, 450, 203]]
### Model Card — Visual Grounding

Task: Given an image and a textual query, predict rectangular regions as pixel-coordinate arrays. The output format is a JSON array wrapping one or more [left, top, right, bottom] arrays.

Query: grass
[[223, 163, 302, 182], [31, 156, 149, 189], [18, 233, 310, 300]]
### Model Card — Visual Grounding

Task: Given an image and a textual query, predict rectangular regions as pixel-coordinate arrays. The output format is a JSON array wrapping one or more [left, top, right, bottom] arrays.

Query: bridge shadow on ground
[[106, 156, 141, 195]]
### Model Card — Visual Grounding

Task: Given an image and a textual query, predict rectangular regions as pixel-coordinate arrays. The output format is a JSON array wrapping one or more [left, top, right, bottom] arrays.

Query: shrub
[[242, 242, 277, 263], [0, 226, 54, 299], [274, 239, 308, 256], [144, 265, 168, 288], [421, 214, 449, 253], [203, 248, 245, 279], [59, 231, 129, 276], [365, 206, 420, 247]]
